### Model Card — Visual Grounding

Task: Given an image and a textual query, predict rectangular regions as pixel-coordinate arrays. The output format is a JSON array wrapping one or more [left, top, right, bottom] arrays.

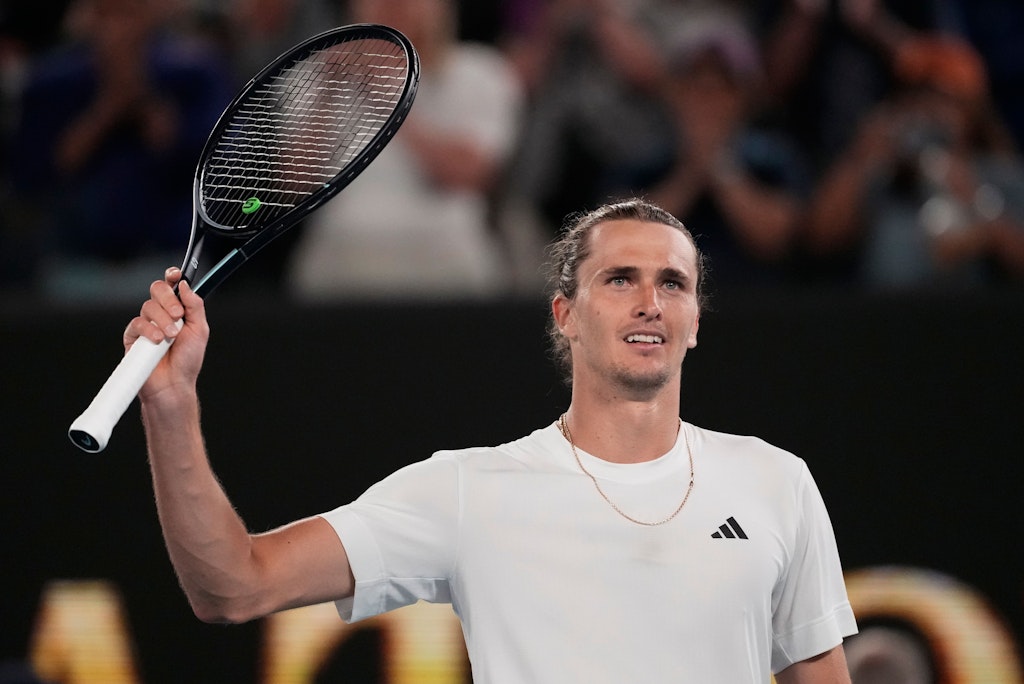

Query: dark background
[[2, 289, 1022, 682]]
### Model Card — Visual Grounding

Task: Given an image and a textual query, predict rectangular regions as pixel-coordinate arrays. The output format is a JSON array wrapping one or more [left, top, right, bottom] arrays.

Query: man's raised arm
[[132, 268, 353, 623]]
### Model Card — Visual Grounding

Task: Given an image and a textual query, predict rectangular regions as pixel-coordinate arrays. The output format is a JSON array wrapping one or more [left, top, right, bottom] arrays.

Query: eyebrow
[[600, 265, 692, 285]]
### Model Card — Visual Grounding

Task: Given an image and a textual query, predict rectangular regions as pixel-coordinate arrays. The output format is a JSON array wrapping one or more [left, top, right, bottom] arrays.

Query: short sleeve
[[770, 463, 858, 671], [319, 455, 461, 623]]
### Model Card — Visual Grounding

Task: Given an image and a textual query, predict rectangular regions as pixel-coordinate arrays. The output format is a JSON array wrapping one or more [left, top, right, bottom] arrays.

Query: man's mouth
[[626, 334, 664, 344]]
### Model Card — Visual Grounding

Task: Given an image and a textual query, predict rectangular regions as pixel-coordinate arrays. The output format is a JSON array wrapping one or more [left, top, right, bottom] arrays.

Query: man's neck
[[562, 393, 682, 464]]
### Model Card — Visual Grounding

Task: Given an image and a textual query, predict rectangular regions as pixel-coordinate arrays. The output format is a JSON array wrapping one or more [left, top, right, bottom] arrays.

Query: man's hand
[[126, 267, 209, 402]]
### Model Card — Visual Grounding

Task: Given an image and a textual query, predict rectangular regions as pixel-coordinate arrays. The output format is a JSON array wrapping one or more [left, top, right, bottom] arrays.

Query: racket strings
[[202, 36, 409, 229]]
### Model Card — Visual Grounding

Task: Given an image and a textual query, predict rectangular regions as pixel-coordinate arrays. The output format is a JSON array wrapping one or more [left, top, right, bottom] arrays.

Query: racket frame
[[184, 23, 420, 297]]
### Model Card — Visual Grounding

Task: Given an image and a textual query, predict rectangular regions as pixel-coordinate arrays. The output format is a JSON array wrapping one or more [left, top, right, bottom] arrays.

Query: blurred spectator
[[497, 0, 678, 235], [6, 0, 234, 301], [804, 34, 1024, 290], [754, 0, 943, 176], [0, 15, 33, 292], [949, 1, 1024, 150], [285, 0, 524, 301], [646, 13, 812, 292], [221, 0, 337, 87], [1, 2, 71, 293]]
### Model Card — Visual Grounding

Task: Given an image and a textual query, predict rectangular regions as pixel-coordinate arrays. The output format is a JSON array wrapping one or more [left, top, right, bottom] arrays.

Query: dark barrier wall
[[2, 290, 1023, 682]]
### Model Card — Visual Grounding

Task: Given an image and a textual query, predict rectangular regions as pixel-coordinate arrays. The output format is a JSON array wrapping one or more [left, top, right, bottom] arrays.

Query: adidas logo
[[711, 517, 748, 539]]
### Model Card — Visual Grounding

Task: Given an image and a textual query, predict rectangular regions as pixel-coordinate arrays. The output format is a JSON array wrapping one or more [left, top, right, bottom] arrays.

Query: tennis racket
[[68, 23, 419, 453]]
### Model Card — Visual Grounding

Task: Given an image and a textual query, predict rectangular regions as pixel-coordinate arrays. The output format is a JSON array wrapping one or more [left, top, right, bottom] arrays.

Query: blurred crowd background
[[3, 4, 1024, 683], [2, 0, 1024, 304]]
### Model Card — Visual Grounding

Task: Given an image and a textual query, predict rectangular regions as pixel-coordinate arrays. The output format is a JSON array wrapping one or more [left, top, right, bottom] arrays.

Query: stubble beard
[[607, 363, 675, 400]]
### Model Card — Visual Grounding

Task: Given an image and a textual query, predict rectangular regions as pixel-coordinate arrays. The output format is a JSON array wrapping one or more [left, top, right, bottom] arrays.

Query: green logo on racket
[[241, 197, 262, 214]]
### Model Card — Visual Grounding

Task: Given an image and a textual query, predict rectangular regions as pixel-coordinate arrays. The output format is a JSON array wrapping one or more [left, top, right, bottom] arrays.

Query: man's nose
[[635, 283, 662, 318]]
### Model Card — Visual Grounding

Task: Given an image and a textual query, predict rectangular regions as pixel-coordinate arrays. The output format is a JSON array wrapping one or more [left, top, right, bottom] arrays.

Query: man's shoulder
[[430, 423, 562, 470], [692, 424, 806, 473]]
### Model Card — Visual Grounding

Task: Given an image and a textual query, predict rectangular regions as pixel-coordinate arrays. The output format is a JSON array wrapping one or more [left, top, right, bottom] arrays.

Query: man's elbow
[[188, 593, 265, 625]]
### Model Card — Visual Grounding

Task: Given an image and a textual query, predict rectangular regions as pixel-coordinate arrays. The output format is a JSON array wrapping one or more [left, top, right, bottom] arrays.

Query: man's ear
[[552, 293, 576, 340], [688, 312, 699, 349]]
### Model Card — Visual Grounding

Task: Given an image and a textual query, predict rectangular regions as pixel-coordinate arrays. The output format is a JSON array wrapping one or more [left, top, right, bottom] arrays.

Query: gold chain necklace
[[558, 414, 695, 526]]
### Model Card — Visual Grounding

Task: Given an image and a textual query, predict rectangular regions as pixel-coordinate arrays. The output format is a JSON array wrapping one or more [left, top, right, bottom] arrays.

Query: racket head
[[182, 23, 420, 288], [68, 24, 418, 453]]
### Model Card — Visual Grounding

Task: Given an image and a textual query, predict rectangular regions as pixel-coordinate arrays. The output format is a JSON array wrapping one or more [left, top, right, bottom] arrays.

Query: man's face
[[553, 219, 701, 399]]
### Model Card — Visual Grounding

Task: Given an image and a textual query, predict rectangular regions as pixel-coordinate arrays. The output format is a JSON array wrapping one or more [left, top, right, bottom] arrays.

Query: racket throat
[[192, 248, 246, 296]]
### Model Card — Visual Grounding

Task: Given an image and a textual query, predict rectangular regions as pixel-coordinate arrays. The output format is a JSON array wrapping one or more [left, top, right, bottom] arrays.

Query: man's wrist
[[140, 384, 200, 422]]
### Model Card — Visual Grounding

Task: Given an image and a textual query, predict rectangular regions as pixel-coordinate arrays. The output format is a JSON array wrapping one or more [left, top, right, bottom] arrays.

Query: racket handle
[[68, 322, 181, 453]]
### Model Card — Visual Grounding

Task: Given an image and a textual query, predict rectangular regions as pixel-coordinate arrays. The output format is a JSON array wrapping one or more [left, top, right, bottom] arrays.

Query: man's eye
[[664, 280, 681, 290], [610, 276, 627, 286]]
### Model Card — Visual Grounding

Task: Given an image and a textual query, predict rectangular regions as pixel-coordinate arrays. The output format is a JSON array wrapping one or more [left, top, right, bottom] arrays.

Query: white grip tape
[[68, 320, 183, 453]]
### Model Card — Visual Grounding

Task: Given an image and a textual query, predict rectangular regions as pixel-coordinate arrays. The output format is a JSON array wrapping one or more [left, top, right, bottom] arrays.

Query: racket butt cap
[[68, 420, 109, 453]]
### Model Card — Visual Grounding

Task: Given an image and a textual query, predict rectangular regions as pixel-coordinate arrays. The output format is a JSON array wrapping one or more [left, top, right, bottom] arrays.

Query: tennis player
[[130, 198, 856, 682]]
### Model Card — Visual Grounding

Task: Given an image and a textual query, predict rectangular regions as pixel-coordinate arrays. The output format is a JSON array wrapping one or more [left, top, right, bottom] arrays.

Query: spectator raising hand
[[647, 14, 811, 292], [805, 34, 1024, 289], [8, 0, 233, 301]]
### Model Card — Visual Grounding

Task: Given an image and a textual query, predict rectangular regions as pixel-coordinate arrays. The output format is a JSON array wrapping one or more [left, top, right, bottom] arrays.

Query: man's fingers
[[138, 297, 182, 338], [150, 276, 185, 321], [124, 315, 164, 348], [124, 267, 206, 354], [176, 279, 209, 331], [164, 266, 183, 285]]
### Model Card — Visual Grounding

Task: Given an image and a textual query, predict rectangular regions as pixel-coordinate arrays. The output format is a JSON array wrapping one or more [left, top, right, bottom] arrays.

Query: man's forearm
[[141, 390, 258, 623]]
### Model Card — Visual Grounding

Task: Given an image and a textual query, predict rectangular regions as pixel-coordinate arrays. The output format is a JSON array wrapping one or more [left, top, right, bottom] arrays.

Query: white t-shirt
[[321, 422, 857, 683]]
